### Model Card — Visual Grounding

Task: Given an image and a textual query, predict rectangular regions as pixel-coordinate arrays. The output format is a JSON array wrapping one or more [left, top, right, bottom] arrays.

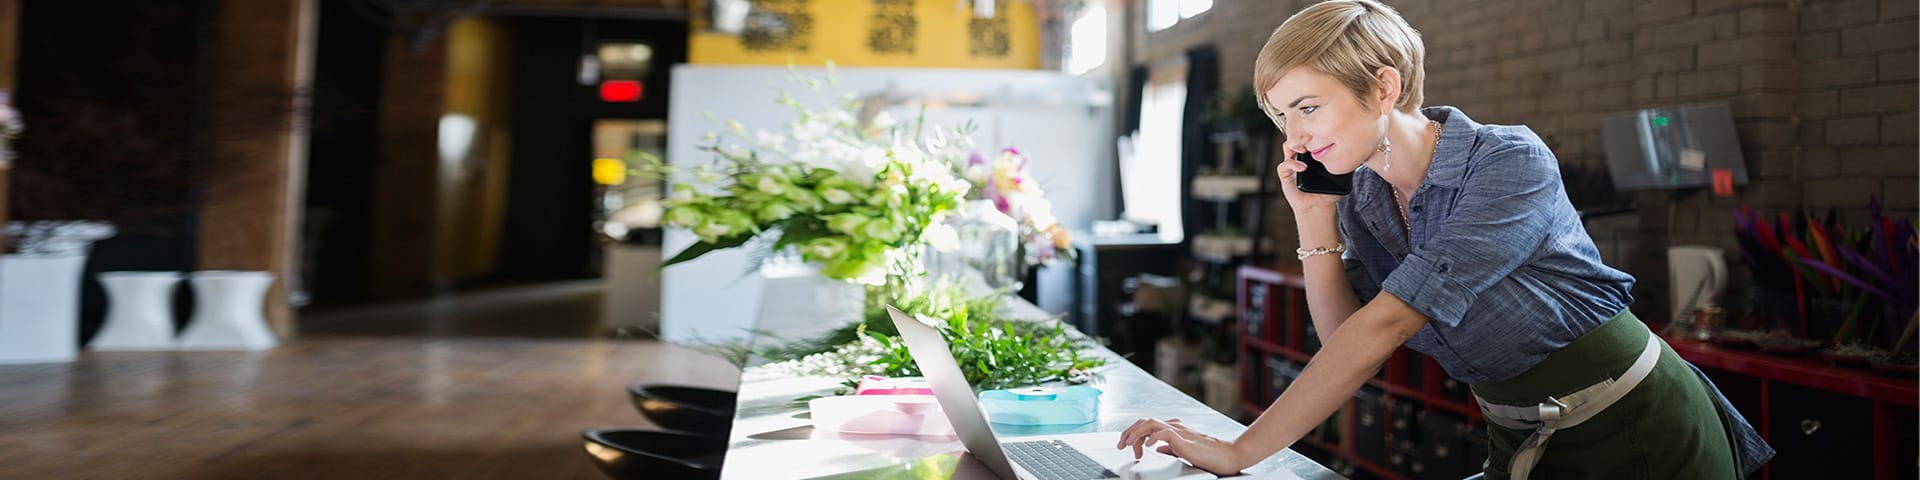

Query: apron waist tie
[[1473, 332, 1662, 480]]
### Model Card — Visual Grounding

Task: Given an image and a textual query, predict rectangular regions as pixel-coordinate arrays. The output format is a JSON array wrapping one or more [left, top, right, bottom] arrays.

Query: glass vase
[[928, 199, 1022, 294]]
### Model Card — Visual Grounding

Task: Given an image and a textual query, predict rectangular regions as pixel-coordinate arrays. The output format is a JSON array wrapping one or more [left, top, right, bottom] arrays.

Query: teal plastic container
[[978, 385, 1101, 425]]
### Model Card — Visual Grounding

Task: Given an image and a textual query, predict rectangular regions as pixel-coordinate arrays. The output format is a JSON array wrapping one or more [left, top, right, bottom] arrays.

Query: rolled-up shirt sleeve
[[1380, 140, 1559, 327]]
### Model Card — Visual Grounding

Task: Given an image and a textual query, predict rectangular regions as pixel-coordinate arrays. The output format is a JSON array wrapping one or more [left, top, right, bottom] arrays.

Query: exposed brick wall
[[1127, 0, 1918, 320]]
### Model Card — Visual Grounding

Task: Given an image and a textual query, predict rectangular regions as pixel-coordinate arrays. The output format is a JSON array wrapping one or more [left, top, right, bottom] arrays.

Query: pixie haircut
[[1253, 0, 1427, 130]]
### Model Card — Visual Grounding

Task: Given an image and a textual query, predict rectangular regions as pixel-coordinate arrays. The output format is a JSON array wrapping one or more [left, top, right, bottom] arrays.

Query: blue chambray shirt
[[1338, 105, 1635, 383], [1337, 106, 1772, 474]]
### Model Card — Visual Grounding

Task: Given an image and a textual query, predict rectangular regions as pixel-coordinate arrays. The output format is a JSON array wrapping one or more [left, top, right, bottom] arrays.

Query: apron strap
[[1475, 332, 1662, 480]]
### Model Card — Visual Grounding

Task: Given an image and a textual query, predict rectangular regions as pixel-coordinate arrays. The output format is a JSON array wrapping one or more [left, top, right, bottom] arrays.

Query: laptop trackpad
[[1050, 432, 1217, 480]]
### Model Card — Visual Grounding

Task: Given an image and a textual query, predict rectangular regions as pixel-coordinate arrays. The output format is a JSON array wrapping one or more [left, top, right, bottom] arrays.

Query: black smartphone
[[1295, 152, 1353, 195]]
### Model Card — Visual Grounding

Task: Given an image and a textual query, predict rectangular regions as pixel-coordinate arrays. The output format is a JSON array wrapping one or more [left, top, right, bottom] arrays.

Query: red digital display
[[600, 80, 642, 103]]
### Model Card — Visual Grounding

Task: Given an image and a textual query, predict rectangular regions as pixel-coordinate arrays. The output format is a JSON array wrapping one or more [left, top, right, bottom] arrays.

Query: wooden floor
[[0, 282, 738, 479]]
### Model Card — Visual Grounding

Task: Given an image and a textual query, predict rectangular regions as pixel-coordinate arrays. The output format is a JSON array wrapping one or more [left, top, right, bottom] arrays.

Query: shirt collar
[[1351, 105, 1480, 207], [1420, 105, 1480, 191]]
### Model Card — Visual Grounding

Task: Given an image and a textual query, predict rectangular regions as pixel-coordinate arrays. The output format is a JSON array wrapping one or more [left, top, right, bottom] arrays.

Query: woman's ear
[[1373, 66, 1402, 112]]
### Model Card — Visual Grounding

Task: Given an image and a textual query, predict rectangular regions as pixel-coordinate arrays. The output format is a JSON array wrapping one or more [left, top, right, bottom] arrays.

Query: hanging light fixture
[[708, 0, 751, 34]]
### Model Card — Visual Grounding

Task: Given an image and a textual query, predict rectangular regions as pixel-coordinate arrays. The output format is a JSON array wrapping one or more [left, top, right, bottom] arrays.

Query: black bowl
[[629, 384, 736, 436], [581, 429, 728, 480]]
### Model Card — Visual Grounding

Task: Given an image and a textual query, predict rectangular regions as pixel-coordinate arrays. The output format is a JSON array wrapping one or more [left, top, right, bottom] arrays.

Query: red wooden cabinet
[[1668, 338, 1917, 480], [1237, 261, 1918, 479], [1236, 264, 1486, 480]]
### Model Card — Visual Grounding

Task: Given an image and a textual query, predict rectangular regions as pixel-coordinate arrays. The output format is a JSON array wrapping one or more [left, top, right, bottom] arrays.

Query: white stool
[[176, 271, 277, 350], [90, 271, 183, 351]]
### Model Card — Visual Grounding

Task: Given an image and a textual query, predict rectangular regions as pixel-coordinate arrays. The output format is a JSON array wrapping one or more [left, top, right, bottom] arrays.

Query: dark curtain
[[1180, 46, 1219, 241]]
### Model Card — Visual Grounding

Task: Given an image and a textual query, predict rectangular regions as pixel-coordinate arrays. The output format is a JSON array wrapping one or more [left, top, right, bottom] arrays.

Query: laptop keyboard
[[1002, 440, 1119, 480]]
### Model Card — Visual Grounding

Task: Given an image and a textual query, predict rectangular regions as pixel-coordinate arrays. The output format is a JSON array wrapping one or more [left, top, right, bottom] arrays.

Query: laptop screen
[[885, 306, 1022, 479]]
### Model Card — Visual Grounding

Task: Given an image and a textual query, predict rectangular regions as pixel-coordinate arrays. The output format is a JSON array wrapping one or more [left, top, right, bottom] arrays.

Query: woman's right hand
[[1275, 147, 1343, 216]]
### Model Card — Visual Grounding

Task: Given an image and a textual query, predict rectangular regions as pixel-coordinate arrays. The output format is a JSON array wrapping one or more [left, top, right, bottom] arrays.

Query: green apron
[[1470, 310, 1741, 480]]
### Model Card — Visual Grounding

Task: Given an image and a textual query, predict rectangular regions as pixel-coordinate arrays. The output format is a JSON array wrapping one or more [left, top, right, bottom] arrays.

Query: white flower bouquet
[[645, 69, 975, 286], [961, 148, 1075, 267]]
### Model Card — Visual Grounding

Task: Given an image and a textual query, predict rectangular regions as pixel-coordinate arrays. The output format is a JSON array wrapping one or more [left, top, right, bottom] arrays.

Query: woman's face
[[1265, 68, 1384, 175]]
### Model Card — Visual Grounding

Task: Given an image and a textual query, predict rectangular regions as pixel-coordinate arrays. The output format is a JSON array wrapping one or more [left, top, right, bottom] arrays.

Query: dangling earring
[[1377, 133, 1393, 171]]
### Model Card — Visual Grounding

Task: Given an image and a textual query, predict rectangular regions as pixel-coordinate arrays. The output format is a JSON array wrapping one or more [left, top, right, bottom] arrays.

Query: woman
[[1116, 1, 1773, 478]]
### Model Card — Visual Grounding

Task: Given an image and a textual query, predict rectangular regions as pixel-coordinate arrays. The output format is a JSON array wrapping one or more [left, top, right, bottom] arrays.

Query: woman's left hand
[[1115, 418, 1245, 475]]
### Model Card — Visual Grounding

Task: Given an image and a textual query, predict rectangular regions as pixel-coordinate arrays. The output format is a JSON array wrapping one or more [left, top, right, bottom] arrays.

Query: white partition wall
[[661, 65, 1112, 342]]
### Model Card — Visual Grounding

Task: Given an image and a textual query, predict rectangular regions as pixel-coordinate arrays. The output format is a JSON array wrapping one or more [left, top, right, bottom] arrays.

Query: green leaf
[[660, 234, 756, 270]]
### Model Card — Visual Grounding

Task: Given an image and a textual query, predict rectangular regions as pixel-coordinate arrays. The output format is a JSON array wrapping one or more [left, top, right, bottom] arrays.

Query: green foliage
[[736, 280, 1105, 399]]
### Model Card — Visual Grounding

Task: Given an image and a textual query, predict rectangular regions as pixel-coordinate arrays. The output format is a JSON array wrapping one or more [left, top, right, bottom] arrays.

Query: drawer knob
[[1799, 419, 1822, 436]]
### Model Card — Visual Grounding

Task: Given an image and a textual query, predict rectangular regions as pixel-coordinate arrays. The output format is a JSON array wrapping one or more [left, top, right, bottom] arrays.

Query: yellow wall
[[690, 0, 1039, 69], [440, 17, 514, 281]]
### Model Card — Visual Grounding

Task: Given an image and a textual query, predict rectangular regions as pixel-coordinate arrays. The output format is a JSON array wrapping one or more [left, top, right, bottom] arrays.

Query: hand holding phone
[[1294, 152, 1353, 195]]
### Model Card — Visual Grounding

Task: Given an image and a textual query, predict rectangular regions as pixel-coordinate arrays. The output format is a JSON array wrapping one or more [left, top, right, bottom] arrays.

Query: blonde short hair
[[1253, 0, 1427, 128]]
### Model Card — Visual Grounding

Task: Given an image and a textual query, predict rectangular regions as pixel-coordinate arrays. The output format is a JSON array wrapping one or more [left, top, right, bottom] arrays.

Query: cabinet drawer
[[1767, 382, 1872, 479]]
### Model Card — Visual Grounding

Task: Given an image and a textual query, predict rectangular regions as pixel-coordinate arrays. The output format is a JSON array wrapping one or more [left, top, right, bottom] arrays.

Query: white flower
[[664, 206, 700, 227], [819, 110, 856, 128], [756, 174, 785, 195], [942, 177, 973, 197], [668, 184, 697, 202], [963, 163, 990, 184], [794, 117, 830, 142], [691, 168, 726, 185], [754, 130, 786, 150], [802, 238, 848, 259], [1022, 196, 1058, 228], [870, 111, 897, 131], [892, 146, 924, 167], [696, 221, 733, 242], [853, 265, 889, 286], [862, 218, 902, 242], [820, 188, 856, 205], [718, 143, 749, 160], [923, 223, 959, 252], [827, 214, 868, 235]]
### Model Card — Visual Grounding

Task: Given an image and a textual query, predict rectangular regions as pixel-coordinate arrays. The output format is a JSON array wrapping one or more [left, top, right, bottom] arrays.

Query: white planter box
[[0, 255, 87, 364], [1202, 362, 1241, 415], [1188, 295, 1236, 324], [1190, 175, 1263, 201], [1192, 235, 1259, 261]]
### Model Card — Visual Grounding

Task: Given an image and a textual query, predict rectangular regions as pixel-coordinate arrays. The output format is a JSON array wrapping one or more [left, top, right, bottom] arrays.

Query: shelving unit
[[1155, 127, 1277, 417], [1237, 264, 1487, 480], [1668, 337, 1917, 479]]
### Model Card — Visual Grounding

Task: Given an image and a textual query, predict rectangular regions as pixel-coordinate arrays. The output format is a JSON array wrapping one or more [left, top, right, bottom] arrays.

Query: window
[[1146, 0, 1213, 32], [1119, 62, 1188, 236], [1064, 5, 1106, 75]]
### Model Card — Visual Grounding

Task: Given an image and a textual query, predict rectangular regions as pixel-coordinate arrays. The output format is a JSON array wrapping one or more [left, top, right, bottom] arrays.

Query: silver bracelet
[[1296, 244, 1346, 260]]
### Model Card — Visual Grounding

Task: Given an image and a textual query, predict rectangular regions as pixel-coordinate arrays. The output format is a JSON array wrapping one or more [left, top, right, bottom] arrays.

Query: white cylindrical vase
[[176, 270, 278, 351], [90, 271, 184, 351], [0, 254, 88, 364]]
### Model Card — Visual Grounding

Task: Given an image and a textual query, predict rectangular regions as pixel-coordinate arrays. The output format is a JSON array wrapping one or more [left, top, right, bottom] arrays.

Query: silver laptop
[[885, 305, 1220, 480]]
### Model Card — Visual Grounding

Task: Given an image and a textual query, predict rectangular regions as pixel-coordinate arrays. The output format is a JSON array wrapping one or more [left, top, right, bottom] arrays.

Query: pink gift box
[[854, 375, 935, 396]]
